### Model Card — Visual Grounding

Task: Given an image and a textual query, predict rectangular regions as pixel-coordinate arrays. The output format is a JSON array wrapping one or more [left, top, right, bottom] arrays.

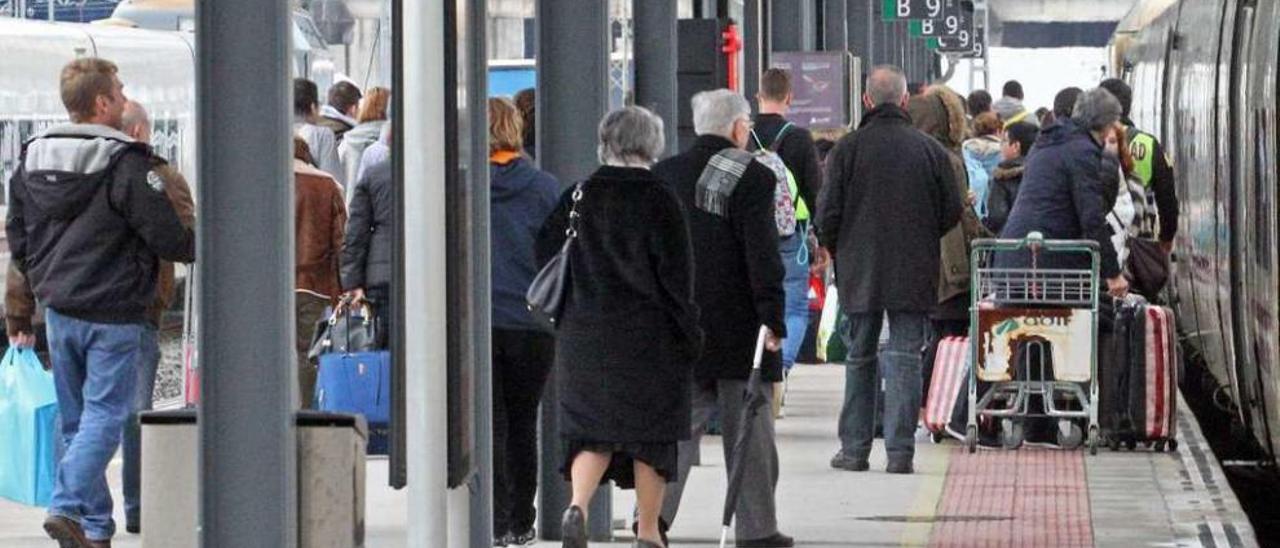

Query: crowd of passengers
[[8, 57, 1177, 548]]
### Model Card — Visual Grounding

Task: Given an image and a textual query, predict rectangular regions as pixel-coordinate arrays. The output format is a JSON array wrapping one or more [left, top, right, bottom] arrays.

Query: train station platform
[[0, 365, 1256, 548]]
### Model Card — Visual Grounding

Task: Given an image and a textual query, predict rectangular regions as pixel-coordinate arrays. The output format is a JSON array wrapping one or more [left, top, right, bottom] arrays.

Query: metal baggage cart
[[964, 232, 1102, 454]]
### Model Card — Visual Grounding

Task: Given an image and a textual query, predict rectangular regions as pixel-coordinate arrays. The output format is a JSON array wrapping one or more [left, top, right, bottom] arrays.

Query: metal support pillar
[[537, 0, 613, 541], [744, 0, 766, 107], [634, 0, 679, 157], [821, 0, 847, 52], [196, 0, 296, 545], [465, 0, 494, 545], [403, 0, 451, 545]]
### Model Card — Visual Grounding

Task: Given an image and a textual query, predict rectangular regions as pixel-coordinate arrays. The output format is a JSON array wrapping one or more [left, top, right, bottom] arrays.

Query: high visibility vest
[[1128, 128, 1157, 189]]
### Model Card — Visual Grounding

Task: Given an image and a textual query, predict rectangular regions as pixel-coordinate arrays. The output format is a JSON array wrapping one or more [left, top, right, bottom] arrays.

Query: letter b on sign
[[898, 0, 911, 17]]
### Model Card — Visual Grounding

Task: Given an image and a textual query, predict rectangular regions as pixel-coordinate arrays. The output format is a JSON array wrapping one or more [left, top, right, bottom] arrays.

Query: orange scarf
[[490, 150, 521, 165]]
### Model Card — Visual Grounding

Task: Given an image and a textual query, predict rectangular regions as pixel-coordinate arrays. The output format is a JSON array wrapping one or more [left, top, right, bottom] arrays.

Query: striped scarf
[[695, 148, 753, 218]]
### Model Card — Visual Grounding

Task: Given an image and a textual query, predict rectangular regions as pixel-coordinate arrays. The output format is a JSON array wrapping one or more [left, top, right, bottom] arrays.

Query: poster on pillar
[[770, 51, 849, 130], [881, 0, 948, 21]]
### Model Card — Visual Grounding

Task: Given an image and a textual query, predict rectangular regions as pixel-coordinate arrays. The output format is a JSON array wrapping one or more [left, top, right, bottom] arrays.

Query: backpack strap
[[769, 122, 794, 153]]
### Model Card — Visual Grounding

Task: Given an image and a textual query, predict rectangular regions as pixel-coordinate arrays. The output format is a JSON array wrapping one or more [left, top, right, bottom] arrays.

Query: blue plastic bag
[[315, 350, 391, 426], [0, 347, 58, 506]]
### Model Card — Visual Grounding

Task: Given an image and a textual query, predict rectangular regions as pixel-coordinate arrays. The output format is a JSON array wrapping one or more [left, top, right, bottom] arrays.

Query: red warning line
[[929, 447, 1092, 547]]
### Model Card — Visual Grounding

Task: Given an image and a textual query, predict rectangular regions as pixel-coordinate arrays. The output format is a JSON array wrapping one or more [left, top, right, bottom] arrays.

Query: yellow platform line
[[899, 441, 952, 547]]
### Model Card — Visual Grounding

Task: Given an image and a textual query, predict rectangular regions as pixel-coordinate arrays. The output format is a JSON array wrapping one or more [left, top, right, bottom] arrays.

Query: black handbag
[[526, 183, 583, 329], [1125, 237, 1169, 301], [308, 299, 380, 360]]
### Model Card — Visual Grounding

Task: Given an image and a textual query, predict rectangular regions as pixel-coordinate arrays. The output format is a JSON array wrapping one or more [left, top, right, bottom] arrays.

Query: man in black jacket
[[6, 58, 195, 547], [654, 89, 793, 548], [817, 65, 964, 475]]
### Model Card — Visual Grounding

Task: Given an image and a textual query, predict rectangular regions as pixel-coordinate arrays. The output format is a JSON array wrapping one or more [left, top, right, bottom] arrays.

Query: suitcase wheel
[[931, 431, 946, 444], [1125, 439, 1137, 451], [1153, 441, 1166, 452], [1001, 419, 1024, 450], [1108, 437, 1120, 451], [1169, 439, 1178, 451]]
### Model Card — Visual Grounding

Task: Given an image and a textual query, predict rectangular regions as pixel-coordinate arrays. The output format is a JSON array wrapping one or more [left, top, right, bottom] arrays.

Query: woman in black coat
[[340, 155, 393, 346], [535, 106, 700, 548]]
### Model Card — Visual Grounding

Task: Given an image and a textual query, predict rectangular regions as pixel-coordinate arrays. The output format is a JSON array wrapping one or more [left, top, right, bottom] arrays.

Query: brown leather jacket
[[293, 159, 347, 301], [6, 158, 195, 335]]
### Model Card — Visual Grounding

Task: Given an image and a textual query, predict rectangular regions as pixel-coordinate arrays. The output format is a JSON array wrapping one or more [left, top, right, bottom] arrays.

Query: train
[[1111, 0, 1280, 458]]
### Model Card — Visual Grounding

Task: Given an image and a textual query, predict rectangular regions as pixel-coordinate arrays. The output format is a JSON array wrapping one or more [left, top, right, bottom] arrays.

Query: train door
[[1214, 0, 1247, 425], [1230, 0, 1271, 447], [1241, 0, 1280, 455]]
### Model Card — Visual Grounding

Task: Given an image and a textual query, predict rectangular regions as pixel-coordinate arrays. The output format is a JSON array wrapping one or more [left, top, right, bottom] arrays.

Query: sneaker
[[43, 515, 93, 548], [829, 452, 869, 472], [736, 531, 795, 547], [508, 529, 536, 546], [886, 459, 914, 475]]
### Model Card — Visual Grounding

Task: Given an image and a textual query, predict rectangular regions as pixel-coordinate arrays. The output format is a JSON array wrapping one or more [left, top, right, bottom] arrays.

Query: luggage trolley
[[965, 232, 1102, 454]]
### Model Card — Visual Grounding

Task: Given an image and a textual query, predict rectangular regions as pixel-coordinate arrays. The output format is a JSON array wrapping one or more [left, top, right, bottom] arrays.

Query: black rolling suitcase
[[1100, 296, 1179, 452]]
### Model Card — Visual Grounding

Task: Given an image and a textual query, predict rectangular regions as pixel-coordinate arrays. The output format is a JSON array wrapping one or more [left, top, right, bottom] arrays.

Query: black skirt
[[561, 440, 679, 490]]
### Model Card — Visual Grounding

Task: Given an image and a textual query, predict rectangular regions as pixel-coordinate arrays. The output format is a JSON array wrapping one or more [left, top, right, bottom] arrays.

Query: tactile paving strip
[[929, 447, 1092, 547]]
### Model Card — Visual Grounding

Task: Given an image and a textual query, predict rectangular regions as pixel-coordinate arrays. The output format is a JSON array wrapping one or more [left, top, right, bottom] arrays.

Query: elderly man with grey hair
[[817, 65, 964, 475], [995, 86, 1128, 297], [537, 106, 701, 548], [652, 89, 792, 548]]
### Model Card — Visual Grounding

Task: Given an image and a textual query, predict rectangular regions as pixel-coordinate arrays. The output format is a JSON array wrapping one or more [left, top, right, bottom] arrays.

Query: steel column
[[466, 0, 494, 544], [195, 0, 295, 545], [537, 0, 613, 541], [821, 0, 847, 52], [403, 0, 451, 545], [744, 0, 766, 107], [634, 0, 680, 157]]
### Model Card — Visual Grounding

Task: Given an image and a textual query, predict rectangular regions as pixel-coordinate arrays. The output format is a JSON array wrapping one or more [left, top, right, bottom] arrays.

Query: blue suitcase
[[315, 350, 392, 426]]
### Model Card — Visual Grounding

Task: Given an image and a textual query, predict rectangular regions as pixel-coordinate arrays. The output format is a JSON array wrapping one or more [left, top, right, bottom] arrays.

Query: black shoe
[[561, 506, 587, 548], [508, 529, 536, 546], [633, 539, 665, 548], [125, 521, 140, 535], [886, 459, 914, 474], [829, 452, 869, 472], [43, 515, 93, 548], [736, 531, 795, 547], [630, 516, 670, 547]]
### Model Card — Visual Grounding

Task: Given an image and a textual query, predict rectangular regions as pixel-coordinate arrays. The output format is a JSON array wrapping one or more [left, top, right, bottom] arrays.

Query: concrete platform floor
[[0, 364, 1256, 547]]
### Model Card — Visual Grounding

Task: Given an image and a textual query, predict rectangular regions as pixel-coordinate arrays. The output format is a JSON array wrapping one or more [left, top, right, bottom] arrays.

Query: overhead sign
[[770, 51, 850, 130], [963, 25, 987, 58], [906, 0, 962, 38], [881, 0, 948, 21], [934, 2, 976, 53]]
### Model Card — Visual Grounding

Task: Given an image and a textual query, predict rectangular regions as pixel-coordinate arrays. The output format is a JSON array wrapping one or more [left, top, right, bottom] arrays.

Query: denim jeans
[[46, 308, 144, 541], [122, 325, 160, 527], [836, 311, 927, 462], [779, 231, 811, 371]]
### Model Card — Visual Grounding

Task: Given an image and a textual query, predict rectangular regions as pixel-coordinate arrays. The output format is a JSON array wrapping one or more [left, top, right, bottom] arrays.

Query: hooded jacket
[[908, 87, 988, 313], [985, 156, 1025, 235], [818, 103, 964, 314], [489, 156, 560, 331], [961, 134, 1003, 219], [993, 96, 1037, 127], [338, 120, 387, 202], [6, 124, 195, 325], [997, 119, 1121, 278]]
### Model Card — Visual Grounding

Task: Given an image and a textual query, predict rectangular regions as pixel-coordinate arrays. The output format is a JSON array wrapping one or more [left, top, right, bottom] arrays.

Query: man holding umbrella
[[653, 89, 793, 548]]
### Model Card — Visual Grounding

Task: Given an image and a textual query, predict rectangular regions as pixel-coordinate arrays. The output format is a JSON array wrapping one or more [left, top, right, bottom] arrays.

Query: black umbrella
[[720, 326, 772, 548]]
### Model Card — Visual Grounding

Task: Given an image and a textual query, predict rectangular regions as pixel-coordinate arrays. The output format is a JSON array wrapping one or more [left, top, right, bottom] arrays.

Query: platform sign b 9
[[882, 0, 946, 21]]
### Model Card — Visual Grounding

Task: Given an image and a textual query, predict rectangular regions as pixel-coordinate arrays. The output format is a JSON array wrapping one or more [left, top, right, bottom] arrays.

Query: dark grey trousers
[[661, 378, 779, 540]]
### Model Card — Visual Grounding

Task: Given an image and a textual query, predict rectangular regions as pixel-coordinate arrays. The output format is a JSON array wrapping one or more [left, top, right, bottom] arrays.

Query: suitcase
[[925, 336, 969, 440], [1103, 298, 1179, 451], [315, 350, 392, 426]]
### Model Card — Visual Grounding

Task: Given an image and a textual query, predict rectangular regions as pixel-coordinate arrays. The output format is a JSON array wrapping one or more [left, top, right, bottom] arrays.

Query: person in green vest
[[1100, 78, 1179, 255], [752, 68, 827, 411]]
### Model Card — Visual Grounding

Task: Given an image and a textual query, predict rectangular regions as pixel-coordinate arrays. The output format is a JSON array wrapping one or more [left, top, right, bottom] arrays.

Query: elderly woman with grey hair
[[997, 86, 1129, 298], [535, 106, 700, 548]]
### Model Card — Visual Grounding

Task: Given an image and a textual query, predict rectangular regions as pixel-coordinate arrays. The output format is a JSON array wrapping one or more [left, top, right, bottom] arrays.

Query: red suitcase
[[1108, 300, 1179, 451], [925, 336, 969, 439]]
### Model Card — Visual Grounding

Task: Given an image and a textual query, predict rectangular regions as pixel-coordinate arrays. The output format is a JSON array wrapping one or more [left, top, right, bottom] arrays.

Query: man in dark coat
[[654, 89, 793, 548], [997, 86, 1129, 298], [817, 65, 964, 475]]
